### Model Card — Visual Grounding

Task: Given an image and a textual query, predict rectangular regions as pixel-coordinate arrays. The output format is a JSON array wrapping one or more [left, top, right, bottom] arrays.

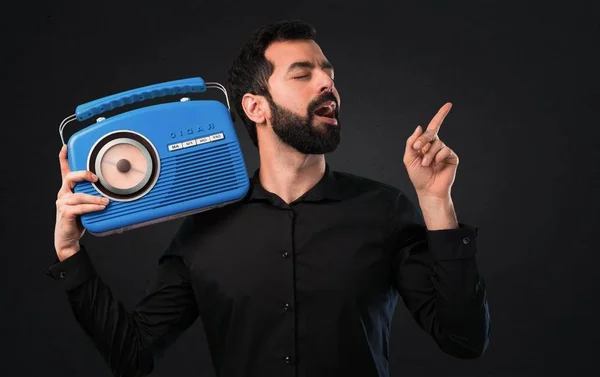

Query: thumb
[[405, 125, 423, 158]]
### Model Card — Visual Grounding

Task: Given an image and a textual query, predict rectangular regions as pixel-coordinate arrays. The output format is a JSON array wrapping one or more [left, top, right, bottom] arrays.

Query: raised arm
[[390, 193, 491, 359]]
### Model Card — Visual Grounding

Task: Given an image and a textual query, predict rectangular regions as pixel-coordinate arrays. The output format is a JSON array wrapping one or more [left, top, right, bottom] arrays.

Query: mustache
[[308, 92, 339, 116]]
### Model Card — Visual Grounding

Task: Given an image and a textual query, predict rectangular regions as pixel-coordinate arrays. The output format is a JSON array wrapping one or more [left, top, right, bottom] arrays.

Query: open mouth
[[313, 101, 338, 126], [313, 101, 337, 119]]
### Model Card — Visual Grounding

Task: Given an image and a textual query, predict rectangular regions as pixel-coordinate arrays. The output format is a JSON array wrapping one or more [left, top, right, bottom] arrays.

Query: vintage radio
[[59, 77, 250, 236]]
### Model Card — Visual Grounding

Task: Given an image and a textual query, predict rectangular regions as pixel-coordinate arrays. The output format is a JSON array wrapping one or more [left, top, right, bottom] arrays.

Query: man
[[49, 20, 490, 377]]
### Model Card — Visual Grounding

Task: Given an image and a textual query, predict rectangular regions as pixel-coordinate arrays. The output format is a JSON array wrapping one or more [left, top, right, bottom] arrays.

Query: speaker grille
[[80, 142, 247, 223]]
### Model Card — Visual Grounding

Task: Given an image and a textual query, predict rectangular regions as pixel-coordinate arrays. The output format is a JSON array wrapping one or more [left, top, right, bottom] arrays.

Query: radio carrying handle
[[59, 77, 234, 145]]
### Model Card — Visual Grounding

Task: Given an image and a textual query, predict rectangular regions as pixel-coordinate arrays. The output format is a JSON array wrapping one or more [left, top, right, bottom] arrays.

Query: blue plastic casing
[[66, 77, 249, 236]]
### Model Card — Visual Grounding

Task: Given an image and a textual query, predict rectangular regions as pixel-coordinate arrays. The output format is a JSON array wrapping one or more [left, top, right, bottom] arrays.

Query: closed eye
[[293, 74, 310, 80]]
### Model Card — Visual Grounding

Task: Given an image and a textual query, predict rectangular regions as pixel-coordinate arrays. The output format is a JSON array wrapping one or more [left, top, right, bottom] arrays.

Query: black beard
[[266, 92, 341, 155]]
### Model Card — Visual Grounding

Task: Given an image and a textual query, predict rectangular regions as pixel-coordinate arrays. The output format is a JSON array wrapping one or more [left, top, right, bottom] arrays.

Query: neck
[[257, 139, 326, 204]]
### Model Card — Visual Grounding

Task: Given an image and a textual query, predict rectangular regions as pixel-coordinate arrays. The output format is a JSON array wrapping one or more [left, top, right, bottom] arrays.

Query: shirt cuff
[[426, 222, 479, 261], [46, 244, 97, 291]]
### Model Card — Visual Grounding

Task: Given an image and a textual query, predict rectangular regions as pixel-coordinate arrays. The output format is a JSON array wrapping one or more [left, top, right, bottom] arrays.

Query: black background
[[2, 1, 599, 376]]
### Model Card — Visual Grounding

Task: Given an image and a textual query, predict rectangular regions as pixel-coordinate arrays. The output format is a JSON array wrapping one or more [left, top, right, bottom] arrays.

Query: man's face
[[263, 40, 341, 154]]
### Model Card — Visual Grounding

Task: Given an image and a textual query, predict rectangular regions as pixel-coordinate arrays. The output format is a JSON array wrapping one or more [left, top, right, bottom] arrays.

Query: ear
[[241, 94, 267, 125]]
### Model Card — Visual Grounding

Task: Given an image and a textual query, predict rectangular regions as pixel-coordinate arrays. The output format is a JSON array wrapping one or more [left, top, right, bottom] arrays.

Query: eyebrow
[[286, 60, 334, 74]]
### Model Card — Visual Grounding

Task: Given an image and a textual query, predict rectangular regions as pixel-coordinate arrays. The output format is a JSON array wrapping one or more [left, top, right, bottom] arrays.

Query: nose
[[318, 72, 335, 94]]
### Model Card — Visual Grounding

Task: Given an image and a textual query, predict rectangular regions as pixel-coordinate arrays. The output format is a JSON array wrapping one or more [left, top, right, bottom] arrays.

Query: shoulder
[[330, 169, 421, 220], [330, 169, 405, 199]]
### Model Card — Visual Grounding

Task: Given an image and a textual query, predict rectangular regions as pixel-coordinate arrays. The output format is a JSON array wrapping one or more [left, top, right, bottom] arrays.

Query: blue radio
[[59, 77, 250, 236]]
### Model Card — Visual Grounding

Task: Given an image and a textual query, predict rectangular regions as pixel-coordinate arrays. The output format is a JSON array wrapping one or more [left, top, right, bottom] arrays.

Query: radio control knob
[[116, 159, 131, 173]]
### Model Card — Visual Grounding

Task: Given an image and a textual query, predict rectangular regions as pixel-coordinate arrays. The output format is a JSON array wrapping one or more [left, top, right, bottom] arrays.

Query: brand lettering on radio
[[169, 123, 216, 139]]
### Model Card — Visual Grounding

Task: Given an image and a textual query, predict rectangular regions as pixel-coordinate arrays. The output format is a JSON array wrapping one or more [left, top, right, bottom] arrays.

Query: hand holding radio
[[54, 145, 110, 261], [57, 77, 249, 237]]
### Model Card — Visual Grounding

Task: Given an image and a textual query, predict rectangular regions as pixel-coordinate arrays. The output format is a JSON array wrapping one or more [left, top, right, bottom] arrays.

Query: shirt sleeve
[[46, 216, 200, 377], [390, 192, 491, 359]]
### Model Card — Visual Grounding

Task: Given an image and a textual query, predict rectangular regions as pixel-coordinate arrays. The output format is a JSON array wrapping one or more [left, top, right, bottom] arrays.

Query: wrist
[[416, 195, 459, 230], [57, 243, 81, 262], [417, 194, 453, 210]]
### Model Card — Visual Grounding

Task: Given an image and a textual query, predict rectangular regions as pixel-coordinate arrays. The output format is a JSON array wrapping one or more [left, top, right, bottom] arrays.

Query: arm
[[46, 217, 199, 377], [390, 193, 491, 359]]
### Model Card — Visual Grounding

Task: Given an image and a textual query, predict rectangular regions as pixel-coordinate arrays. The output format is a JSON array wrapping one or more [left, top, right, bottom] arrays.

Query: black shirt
[[47, 164, 491, 377]]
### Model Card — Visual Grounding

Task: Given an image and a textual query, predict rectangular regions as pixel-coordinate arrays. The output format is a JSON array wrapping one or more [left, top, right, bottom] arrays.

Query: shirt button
[[284, 356, 293, 364], [462, 237, 471, 244], [284, 302, 291, 311], [59, 272, 67, 279], [282, 251, 289, 258]]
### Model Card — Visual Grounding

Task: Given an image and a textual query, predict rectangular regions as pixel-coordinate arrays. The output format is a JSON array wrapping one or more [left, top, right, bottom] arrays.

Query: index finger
[[426, 102, 453, 133], [59, 145, 70, 180]]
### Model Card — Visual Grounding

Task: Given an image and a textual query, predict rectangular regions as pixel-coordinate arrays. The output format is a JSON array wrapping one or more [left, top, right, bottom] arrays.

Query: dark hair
[[225, 20, 317, 148]]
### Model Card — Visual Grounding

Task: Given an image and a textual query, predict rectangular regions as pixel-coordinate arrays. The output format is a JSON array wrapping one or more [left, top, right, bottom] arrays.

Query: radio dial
[[89, 131, 160, 201], [98, 142, 149, 192]]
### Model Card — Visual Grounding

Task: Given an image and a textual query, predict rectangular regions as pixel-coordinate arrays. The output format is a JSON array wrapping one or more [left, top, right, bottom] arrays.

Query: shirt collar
[[246, 163, 348, 204]]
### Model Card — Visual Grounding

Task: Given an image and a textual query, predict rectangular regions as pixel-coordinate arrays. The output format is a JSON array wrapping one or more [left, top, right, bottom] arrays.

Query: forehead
[[264, 40, 330, 72]]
